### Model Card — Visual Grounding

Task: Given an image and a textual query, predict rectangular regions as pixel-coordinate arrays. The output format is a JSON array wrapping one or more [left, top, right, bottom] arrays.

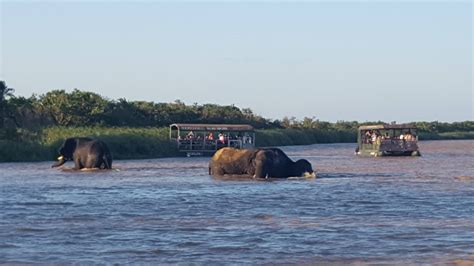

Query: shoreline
[[1, 137, 472, 163]]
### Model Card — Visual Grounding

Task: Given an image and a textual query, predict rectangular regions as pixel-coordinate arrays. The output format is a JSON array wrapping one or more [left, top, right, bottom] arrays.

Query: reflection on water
[[0, 140, 473, 264]]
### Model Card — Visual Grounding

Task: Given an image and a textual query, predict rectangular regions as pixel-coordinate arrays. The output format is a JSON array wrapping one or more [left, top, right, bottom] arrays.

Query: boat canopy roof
[[358, 124, 417, 131], [170, 123, 254, 132]]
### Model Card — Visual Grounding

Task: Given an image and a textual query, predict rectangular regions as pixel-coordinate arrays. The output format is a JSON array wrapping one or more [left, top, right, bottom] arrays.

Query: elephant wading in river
[[52, 137, 113, 170], [209, 147, 316, 179]]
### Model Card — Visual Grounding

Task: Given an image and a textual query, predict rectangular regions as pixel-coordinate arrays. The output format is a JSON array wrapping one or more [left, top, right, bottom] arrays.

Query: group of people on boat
[[399, 131, 416, 141], [179, 131, 252, 145], [363, 130, 416, 144], [363, 130, 385, 144]]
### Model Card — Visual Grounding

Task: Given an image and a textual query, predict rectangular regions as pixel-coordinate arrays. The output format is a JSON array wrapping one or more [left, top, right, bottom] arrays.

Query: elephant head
[[293, 159, 316, 178], [51, 138, 78, 168]]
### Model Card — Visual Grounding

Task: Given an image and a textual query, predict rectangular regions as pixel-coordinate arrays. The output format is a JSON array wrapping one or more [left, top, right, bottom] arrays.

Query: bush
[[0, 140, 52, 162], [0, 126, 471, 162], [256, 128, 357, 147]]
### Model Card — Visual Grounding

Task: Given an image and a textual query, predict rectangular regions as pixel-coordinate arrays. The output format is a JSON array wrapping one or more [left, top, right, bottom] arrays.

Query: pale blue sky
[[1, 1, 472, 122]]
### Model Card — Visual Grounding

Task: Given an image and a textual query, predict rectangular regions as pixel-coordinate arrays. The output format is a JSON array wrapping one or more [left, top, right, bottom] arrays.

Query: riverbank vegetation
[[1, 81, 473, 162]]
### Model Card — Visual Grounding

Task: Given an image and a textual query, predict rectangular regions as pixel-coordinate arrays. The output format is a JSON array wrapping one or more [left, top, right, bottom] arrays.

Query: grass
[[255, 128, 356, 147], [0, 127, 179, 162], [0, 127, 472, 162], [417, 131, 474, 140]]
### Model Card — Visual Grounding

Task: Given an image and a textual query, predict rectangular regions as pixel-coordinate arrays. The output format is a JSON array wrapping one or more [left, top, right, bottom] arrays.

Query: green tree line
[[0, 84, 274, 129], [1, 81, 472, 132]]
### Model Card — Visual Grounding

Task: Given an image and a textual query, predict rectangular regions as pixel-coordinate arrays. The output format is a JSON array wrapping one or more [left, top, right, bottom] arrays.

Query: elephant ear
[[60, 138, 77, 158]]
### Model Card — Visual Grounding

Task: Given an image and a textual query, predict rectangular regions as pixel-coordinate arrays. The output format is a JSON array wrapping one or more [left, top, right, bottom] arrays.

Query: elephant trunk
[[52, 156, 66, 168]]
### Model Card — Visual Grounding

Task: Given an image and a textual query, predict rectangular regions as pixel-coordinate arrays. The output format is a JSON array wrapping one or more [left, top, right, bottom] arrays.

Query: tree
[[39, 89, 108, 126], [301, 117, 316, 128], [0, 81, 15, 128]]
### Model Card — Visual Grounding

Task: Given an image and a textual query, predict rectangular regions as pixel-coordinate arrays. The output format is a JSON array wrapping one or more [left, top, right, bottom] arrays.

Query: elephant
[[209, 147, 315, 179], [52, 137, 112, 170]]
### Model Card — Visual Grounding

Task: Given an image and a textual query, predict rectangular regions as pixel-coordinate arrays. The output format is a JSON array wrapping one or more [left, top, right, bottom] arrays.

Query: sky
[[0, 1, 472, 122]]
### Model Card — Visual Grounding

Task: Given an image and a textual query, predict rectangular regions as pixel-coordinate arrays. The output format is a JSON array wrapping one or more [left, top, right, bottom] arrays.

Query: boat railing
[[177, 139, 244, 151], [228, 139, 242, 148], [362, 139, 418, 151]]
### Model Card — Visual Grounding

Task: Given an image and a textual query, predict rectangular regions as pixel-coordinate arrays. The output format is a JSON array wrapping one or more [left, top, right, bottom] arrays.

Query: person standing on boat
[[218, 133, 225, 144], [207, 132, 214, 140]]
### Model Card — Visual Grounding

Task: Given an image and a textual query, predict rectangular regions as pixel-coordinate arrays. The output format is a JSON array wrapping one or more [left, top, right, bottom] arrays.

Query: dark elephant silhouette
[[52, 137, 112, 170]]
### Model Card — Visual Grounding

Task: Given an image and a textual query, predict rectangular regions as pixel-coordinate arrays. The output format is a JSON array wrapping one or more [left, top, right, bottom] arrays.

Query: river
[[0, 140, 473, 264]]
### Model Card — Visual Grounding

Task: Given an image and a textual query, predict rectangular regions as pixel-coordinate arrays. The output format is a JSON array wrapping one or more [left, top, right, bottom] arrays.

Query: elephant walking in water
[[52, 137, 112, 170], [209, 147, 315, 179]]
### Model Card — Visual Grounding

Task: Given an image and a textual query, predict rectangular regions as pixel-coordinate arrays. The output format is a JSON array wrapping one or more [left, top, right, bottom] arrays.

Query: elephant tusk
[[57, 156, 64, 161]]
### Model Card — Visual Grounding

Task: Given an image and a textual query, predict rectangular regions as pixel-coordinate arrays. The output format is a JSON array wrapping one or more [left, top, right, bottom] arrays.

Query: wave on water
[[17, 201, 75, 206], [455, 176, 474, 181], [15, 227, 50, 233], [316, 172, 403, 178]]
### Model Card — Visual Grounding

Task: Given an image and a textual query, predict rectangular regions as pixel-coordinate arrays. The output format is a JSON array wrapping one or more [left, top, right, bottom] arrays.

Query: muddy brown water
[[0, 140, 473, 264]]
